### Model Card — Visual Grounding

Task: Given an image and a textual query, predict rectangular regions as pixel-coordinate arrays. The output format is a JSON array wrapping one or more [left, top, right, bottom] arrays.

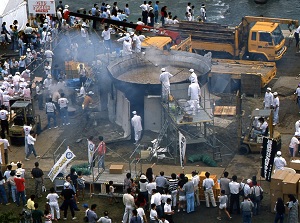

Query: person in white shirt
[[146, 179, 156, 211], [163, 198, 174, 223], [25, 130, 40, 160], [131, 32, 142, 53], [101, 26, 112, 52], [188, 78, 201, 115], [273, 151, 287, 171], [217, 190, 232, 221], [240, 178, 251, 197], [131, 111, 143, 144], [264, 87, 273, 109], [44, 49, 54, 67], [0, 105, 9, 139], [122, 188, 135, 223], [58, 93, 70, 125], [202, 172, 217, 208], [289, 132, 300, 157], [140, 1, 148, 25], [229, 175, 241, 214], [200, 4, 206, 22], [97, 211, 112, 223], [295, 120, 300, 132], [273, 92, 279, 125], [23, 124, 32, 155], [150, 203, 159, 222], [46, 187, 60, 220], [0, 136, 11, 164], [294, 84, 300, 112], [151, 189, 163, 218], [136, 202, 147, 223], [191, 171, 200, 206], [160, 68, 173, 103]]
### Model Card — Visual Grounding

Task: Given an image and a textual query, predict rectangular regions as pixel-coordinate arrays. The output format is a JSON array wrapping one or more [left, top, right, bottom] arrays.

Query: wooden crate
[[109, 165, 124, 174]]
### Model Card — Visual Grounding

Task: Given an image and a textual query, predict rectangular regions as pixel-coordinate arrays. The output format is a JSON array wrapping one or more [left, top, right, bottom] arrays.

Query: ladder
[[157, 120, 169, 144]]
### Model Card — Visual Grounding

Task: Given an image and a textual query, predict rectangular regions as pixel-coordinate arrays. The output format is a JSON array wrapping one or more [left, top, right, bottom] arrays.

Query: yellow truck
[[165, 16, 298, 62], [141, 36, 192, 52]]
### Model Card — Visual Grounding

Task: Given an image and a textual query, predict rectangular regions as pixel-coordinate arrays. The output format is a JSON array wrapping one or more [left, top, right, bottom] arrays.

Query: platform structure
[[156, 82, 231, 164]]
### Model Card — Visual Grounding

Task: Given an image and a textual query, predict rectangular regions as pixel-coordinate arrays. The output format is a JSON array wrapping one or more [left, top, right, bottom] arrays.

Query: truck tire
[[240, 144, 250, 155], [253, 54, 267, 62]]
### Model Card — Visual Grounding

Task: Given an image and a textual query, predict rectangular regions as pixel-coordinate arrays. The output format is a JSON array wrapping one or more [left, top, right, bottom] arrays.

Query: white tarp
[[0, 0, 28, 31], [28, 0, 56, 14], [48, 147, 76, 182], [115, 90, 131, 138]]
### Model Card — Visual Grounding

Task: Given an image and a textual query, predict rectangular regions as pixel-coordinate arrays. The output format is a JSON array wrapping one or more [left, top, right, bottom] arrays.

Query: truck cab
[[248, 22, 287, 61]]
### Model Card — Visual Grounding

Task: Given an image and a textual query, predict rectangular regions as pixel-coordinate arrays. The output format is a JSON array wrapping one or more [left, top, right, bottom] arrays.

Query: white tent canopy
[[0, 0, 27, 31]]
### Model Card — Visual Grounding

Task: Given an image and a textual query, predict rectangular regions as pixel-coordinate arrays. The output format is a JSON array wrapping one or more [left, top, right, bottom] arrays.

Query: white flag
[[179, 131, 186, 168], [48, 147, 76, 182], [87, 139, 95, 165]]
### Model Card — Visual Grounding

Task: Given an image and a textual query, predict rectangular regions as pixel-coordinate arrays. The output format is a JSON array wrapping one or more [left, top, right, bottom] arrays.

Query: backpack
[[239, 183, 245, 197]]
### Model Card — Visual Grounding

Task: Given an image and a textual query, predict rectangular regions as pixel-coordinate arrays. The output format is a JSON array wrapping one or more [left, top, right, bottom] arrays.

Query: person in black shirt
[[61, 182, 77, 220], [31, 162, 44, 198], [274, 197, 285, 223]]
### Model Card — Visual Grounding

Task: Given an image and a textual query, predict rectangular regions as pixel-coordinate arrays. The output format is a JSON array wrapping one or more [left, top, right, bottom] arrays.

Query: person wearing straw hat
[[264, 87, 273, 109], [273, 92, 279, 125], [131, 111, 142, 144], [14, 169, 26, 207]]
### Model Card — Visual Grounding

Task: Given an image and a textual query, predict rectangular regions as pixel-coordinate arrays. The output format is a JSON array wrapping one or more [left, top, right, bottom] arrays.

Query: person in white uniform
[[121, 37, 132, 56], [131, 111, 142, 144], [273, 151, 286, 172], [159, 68, 173, 102], [295, 120, 300, 132], [264, 87, 273, 109], [188, 78, 201, 115], [273, 92, 279, 125], [188, 68, 198, 84], [131, 32, 142, 53]]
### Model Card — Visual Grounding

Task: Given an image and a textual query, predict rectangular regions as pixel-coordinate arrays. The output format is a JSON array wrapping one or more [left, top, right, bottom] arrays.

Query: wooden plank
[[214, 106, 236, 116]]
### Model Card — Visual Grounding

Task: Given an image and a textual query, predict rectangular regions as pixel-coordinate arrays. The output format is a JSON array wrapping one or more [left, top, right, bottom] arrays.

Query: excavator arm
[[65, 11, 181, 43]]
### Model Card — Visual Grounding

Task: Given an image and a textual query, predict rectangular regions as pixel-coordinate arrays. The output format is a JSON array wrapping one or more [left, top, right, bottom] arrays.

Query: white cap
[[161, 68, 166, 72], [132, 111, 137, 115], [15, 72, 20, 75], [189, 68, 194, 72], [267, 87, 271, 91], [25, 69, 30, 72], [247, 179, 252, 184], [27, 48, 31, 52], [276, 151, 281, 156], [273, 92, 278, 96], [106, 5, 111, 8], [65, 5, 69, 8], [64, 182, 70, 187]]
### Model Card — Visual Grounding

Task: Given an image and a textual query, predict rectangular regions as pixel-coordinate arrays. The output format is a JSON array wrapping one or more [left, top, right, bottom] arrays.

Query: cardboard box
[[109, 165, 124, 174], [290, 158, 300, 171], [271, 169, 290, 190], [282, 173, 300, 194]]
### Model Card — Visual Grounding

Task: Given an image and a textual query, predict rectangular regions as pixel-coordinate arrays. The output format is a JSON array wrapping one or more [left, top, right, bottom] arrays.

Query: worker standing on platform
[[200, 4, 206, 22], [273, 151, 287, 171], [188, 78, 201, 115], [131, 111, 143, 144], [97, 136, 106, 170], [159, 68, 173, 103]]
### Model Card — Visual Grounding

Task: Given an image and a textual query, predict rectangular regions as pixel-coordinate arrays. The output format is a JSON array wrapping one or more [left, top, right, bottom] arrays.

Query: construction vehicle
[[240, 109, 281, 154], [9, 101, 41, 145], [165, 16, 299, 62], [141, 36, 192, 52], [209, 59, 277, 95]]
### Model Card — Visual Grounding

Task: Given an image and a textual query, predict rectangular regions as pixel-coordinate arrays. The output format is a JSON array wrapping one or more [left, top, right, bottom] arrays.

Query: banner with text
[[261, 138, 277, 182], [48, 147, 76, 182], [179, 131, 186, 168], [28, 0, 56, 14]]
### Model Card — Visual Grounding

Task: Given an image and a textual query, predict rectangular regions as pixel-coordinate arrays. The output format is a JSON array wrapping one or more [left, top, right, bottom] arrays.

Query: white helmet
[[161, 68, 166, 72], [276, 151, 281, 156]]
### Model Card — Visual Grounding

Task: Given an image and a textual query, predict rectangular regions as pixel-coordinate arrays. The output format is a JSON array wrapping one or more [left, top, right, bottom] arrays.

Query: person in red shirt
[[97, 136, 106, 170], [14, 170, 26, 206]]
